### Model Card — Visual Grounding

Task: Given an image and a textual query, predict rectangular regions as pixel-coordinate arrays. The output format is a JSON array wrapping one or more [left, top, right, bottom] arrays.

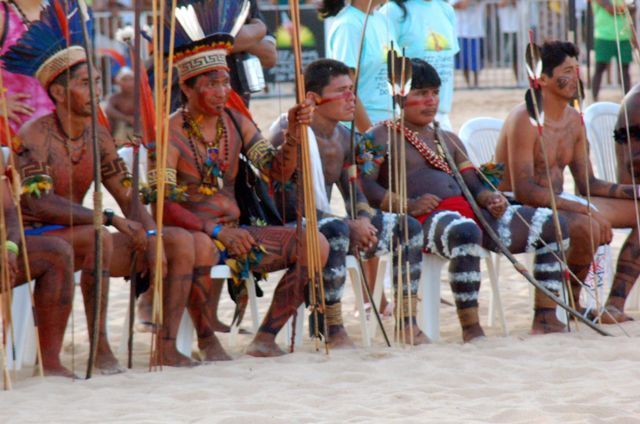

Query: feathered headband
[[166, 0, 250, 82], [1, 0, 93, 88]]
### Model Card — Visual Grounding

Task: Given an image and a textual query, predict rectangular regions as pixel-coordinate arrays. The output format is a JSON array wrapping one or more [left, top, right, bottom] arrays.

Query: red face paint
[[316, 90, 354, 105], [404, 98, 433, 108]]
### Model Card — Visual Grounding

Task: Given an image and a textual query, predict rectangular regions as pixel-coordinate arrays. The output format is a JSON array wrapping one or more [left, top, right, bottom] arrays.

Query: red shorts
[[416, 196, 478, 225]]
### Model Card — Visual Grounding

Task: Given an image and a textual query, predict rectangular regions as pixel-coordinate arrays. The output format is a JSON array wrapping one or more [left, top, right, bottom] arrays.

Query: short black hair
[[304, 59, 351, 95], [540, 41, 579, 77], [317, 0, 345, 19], [410, 58, 441, 90], [47, 61, 87, 103]]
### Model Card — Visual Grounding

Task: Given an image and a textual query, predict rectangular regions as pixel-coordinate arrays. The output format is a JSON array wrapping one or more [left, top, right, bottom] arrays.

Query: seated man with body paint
[[270, 59, 426, 346], [498, 41, 640, 323], [361, 58, 570, 341], [157, 0, 329, 358]]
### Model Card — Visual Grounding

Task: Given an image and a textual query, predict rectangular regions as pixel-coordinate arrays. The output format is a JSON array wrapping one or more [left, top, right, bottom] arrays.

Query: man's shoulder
[[18, 114, 54, 142]]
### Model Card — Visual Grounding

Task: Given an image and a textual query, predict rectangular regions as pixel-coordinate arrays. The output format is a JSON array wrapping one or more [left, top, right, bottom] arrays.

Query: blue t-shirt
[[327, 6, 395, 125], [379, 0, 459, 114]]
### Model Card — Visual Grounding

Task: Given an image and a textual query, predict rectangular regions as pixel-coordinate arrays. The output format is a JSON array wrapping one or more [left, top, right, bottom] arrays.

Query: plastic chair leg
[[347, 255, 371, 347], [418, 253, 444, 342]]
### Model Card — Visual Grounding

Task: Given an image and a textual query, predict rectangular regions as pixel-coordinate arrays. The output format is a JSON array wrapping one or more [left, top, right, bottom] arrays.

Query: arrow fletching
[[525, 42, 543, 82], [525, 88, 544, 127]]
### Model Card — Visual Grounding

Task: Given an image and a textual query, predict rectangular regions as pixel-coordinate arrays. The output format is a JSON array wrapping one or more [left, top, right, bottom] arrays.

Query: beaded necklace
[[182, 109, 229, 195], [383, 119, 452, 175], [10, 0, 32, 27], [53, 113, 88, 165]]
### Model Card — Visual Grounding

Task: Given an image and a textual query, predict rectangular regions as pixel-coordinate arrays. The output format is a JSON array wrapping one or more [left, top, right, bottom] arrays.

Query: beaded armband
[[101, 157, 132, 188], [381, 191, 406, 213], [355, 133, 385, 176], [457, 160, 475, 173], [21, 172, 53, 198], [140, 168, 188, 204], [246, 138, 277, 172], [478, 162, 505, 191]]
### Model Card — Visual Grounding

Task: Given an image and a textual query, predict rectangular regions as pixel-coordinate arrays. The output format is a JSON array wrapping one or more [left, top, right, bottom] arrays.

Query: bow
[[289, 0, 329, 353], [346, 0, 390, 347]]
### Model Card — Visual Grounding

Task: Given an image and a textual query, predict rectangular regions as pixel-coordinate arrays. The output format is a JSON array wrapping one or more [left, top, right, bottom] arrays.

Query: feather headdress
[[165, 0, 250, 82], [1, 0, 92, 88]]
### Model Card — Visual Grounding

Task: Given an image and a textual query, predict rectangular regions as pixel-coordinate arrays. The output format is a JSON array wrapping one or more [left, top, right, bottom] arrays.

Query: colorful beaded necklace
[[383, 120, 452, 175], [182, 109, 229, 195]]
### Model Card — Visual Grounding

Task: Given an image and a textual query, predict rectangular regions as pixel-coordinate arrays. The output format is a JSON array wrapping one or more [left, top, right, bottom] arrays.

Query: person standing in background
[[0, 0, 54, 136], [321, 0, 395, 132], [380, 0, 459, 131], [452, 0, 486, 88], [591, 0, 633, 101]]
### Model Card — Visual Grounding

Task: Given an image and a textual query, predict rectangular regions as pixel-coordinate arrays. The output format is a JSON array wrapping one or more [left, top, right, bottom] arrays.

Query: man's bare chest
[[316, 135, 346, 184]]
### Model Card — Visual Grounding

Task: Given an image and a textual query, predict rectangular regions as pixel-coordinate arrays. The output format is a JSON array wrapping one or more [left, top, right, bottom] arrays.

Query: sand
[[2, 87, 640, 423]]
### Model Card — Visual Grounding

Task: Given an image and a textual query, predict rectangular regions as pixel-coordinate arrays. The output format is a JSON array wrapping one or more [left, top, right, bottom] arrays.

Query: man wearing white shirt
[[452, 0, 486, 87]]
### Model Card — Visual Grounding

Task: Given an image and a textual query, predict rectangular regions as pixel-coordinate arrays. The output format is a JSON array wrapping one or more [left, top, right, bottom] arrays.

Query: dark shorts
[[455, 37, 484, 71], [24, 224, 66, 236], [595, 38, 632, 64]]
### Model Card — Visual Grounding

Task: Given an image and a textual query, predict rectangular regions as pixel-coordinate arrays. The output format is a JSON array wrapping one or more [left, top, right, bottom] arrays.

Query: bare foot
[[211, 320, 231, 333], [530, 308, 567, 335], [246, 332, 286, 357], [398, 319, 430, 345], [42, 362, 77, 378], [198, 335, 232, 361], [600, 305, 634, 324], [156, 344, 200, 367], [327, 325, 356, 349], [95, 350, 126, 375], [462, 323, 486, 343]]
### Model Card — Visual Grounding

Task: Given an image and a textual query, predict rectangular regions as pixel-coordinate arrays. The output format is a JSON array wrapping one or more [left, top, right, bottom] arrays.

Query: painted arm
[[18, 136, 98, 226], [571, 125, 637, 199]]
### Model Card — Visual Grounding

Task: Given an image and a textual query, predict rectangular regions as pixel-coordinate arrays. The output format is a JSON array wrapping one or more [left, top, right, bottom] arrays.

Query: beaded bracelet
[[211, 224, 223, 239], [146, 229, 158, 237]]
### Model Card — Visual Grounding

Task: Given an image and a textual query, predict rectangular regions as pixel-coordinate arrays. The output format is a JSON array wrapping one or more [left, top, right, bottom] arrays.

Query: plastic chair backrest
[[458, 117, 504, 166], [584, 101, 620, 182]]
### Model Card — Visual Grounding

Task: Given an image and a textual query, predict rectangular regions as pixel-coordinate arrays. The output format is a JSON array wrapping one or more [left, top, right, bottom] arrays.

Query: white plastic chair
[[457, 117, 508, 334], [584, 102, 620, 182], [283, 254, 384, 348], [584, 102, 640, 311]]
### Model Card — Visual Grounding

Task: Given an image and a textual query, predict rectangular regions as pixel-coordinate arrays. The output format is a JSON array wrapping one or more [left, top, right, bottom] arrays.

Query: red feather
[[98, 106, 111, 131], [138, 62, 155, 147], [226, 90, 254, 123], [53, 0, 70, 45]]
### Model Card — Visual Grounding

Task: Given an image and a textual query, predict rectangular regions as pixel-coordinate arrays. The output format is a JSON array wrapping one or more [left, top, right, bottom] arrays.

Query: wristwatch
[[103, 208, 115, 226]]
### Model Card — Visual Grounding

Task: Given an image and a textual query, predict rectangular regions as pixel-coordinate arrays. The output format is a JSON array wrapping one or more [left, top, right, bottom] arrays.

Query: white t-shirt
[[451, 0, 486, 38]]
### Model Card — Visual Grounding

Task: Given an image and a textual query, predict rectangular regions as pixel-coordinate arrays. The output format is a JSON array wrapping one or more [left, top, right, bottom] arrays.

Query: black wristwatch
[[103, 208, 115, 226]]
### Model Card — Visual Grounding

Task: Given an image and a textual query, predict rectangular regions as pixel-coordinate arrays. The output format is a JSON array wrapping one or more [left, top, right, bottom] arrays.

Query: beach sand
[[2, 87, 640, 423]]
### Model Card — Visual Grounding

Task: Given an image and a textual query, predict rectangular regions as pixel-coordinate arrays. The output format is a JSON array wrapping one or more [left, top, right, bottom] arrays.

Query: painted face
[[314, 74, 355, 122], [187, 70, 231, 116], [549, 56, 579, 99], [404, 86, 439, 127], [65, 63, 102, 118]]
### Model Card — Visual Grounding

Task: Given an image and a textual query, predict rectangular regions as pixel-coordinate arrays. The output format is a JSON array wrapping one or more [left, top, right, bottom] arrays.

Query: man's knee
[[569, 214, 600, 250], [163, 227, 195, 262], [320, 218, 349, 241], [406, 216, 424, 247], [191, 231, 219, 266], [318, 233, 330, 265], [446, 221, 482, 248]]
